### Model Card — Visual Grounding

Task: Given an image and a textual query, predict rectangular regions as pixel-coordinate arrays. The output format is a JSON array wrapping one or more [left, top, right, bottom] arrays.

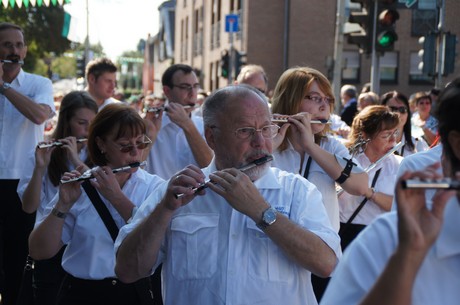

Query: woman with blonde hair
[[271, 66, 368, 300]]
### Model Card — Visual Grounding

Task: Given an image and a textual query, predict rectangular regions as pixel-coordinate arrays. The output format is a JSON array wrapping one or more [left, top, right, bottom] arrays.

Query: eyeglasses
[[379, 129, 400, 140], [1, 42, 25, 51], [234, 125, 280, 140], [306, 94, 334, 105], [388, 106, 407, 114], [114, 136, 152, 153], [172, 84, 201, 92]]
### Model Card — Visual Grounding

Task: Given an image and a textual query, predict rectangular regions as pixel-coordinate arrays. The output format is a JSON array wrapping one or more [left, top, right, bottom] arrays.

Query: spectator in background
[[85, 57, 120, 110], [360, 82, 371, 94], [410, 91, 438, 146], [113, 90, 126, 103], [381, 90, 428, 156], [357, 91, 379, 111], [235, 64, 268, 96], [340, 84, 358, 126], [192, 89, 208, 117], [128, 94, 143, 115], [17, 91, 98, 305], [0, 22, 55, 305]]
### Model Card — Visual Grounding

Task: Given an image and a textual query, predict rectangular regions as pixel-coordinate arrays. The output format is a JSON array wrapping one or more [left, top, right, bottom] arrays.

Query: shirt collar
[[12, 69, 25, 86]]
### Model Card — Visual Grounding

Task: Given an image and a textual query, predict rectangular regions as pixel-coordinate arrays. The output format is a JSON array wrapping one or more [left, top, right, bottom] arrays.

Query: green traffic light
[[377, 31, 397, 48]]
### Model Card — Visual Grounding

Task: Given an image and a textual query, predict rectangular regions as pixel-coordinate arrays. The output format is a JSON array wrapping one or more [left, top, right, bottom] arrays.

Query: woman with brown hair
[[28, 103, 164, 305], [339, 105, 403, 250]]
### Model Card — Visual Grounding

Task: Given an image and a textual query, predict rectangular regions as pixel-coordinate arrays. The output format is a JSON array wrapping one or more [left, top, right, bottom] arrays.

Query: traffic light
[[443, 32, 457, 76], [220, 50, 230, 78], [76, 55, 86, 78], [234, 50, 247, 78], [346, 0, 374, 54], [418, 33, 436, 76], [375, 0, 399, 53]]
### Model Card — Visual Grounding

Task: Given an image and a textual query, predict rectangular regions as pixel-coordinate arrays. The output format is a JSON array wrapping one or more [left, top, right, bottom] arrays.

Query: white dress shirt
[[272, 136, 355, 232], [116, 161, 341, 305], [339, 152, 402, 225], [321, 196, 460, 305], [391, 144, 443, 210], [0, 70, 54, 179], [145, 112, 205, 179], [36, 169, 165, 280]]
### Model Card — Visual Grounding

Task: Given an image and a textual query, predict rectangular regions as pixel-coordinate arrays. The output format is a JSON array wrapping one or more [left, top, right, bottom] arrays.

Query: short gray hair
[[202, 84, 267, 128]]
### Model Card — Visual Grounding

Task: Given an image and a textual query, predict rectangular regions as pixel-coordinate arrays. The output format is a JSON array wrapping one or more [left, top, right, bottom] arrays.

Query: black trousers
[[57, 274, 155, 305], [32, 246, 66, 305], [0, 179, 35, 305]]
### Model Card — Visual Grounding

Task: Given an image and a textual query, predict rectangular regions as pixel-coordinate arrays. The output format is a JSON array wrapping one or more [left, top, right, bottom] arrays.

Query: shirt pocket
[[170, 213, 219, 280], [246, 221, 294, 283]]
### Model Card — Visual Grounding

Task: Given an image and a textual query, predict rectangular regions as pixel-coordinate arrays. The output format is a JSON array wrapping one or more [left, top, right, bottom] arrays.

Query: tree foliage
[[0, 5, 72, 72]]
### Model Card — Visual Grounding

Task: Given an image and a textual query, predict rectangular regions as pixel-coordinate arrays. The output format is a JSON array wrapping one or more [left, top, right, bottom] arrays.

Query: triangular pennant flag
[[62, 12, 71, 38], [37, 0, 42, 7], [9, 0, 15, 8], [2, 0, 9, 8], [43, 0, 50, 6], [51, 0, 57, 5], [23, 0, 29, 8], [30, 0, 36, 6], [58, 0, 64, 5], [15, 0, 22, 8]]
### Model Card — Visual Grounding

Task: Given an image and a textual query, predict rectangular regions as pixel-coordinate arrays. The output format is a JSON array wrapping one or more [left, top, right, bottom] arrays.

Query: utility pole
[[435, 0, 446, 88], [332, 0, 346, 114], [370, 0, 380, 94]]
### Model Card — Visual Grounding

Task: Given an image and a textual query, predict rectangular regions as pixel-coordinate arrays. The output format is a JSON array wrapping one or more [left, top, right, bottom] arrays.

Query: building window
[[342, 51, 360, 83], [379, 51, 398, 84], [408, 51, 434, 84]]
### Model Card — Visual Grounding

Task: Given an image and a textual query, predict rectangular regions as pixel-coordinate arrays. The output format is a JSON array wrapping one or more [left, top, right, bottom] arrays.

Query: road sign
[[405, 0, 418, 8], [225, 14, 239, 32]]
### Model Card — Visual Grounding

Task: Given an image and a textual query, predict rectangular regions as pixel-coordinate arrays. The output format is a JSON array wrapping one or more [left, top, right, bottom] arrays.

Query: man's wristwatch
[[256, 207, 277, 230], [0, 82, 11, 95]]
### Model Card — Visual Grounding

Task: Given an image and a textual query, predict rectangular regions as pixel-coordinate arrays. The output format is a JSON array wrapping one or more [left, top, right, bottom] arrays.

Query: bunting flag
[[1, 0, 69, 7]]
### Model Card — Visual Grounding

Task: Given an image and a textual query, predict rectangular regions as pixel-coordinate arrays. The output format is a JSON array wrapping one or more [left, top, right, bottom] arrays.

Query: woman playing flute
[[338, 105, 403, 250], [28, 104, 164, 305], [17, 91, 98, 305]]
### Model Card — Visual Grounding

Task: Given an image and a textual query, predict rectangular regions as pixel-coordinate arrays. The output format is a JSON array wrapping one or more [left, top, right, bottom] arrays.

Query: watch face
[[263, 208, 277, 225]]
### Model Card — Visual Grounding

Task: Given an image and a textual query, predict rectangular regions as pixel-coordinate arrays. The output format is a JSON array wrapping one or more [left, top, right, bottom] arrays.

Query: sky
[[64, 0, 164, 60]]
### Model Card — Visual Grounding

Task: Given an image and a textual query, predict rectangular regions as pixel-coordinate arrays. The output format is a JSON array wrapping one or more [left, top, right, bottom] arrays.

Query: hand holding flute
[[174, 155, 273, 198]]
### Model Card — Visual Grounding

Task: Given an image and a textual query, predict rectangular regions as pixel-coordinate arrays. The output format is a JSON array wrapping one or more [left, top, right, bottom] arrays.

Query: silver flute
[[402, 178, 460, 190], [38, 139, 87, 149], [144, 104, 195, 113], [271, 118, 332, 124], [60, 161, 147, 184], [174, 155, 274, 199], [336, 141, 404, 196], [1, 59, 24, 65]]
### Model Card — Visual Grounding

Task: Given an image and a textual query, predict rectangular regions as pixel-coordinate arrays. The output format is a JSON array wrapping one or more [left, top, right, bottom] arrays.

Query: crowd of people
[[1, 21, 457, 305]]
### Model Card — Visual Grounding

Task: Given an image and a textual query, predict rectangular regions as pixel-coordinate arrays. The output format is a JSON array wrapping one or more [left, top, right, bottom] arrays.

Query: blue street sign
[[225, 14, 239, 33]]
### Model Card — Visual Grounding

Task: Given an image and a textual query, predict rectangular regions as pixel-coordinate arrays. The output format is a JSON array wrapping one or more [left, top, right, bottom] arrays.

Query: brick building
[[146, 0, 459, 101]]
